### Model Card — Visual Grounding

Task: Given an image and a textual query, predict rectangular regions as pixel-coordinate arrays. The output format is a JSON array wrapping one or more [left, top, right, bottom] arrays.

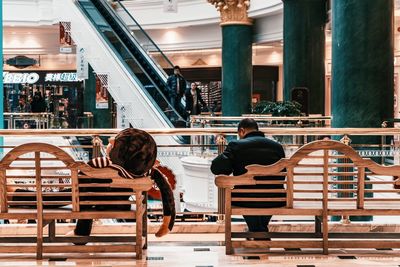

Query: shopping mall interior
[[1, 0, 400, 266]]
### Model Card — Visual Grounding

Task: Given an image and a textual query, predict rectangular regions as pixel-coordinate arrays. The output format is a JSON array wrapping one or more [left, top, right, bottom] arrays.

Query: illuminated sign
[[3, 72, 78, 84], [44, 72, 78, 82], [3, 72, 40, 84]]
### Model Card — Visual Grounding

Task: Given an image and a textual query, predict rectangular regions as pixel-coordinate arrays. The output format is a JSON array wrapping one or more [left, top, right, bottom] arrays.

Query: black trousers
[[170, 95, 186, 119], [234, 197, 285, 238], [243, 215, 272, 232]]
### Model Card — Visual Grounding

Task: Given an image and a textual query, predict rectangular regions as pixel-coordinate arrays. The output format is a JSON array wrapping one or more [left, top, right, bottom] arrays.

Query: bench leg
[[322, 213, 328, 255], [136, 191, 143, 260], [225, 189, 233, 255], [225, 215, 232, 255], [36, 214, 43, 260], [143, 192, 148, 250]]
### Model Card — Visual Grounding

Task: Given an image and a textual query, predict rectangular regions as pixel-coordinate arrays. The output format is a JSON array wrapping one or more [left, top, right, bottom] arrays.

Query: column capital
[[208, 0, 253, 26]]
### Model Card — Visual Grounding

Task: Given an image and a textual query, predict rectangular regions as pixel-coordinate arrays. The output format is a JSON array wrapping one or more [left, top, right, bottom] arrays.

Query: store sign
[[3, 72, 40, 84], [60, 47, 73, 54], [3, 72, 78, 84], [45, 73, 78, 82], [163, 0, 178, 13], [76, 47, 89, 80]]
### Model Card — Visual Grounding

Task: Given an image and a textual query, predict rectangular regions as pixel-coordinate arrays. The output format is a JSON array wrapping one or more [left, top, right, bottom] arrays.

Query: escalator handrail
[[96, 0, 170, 82], [116, 0, 174, 70], [76, 0, 185, 125], [91, 0, 186, 121]]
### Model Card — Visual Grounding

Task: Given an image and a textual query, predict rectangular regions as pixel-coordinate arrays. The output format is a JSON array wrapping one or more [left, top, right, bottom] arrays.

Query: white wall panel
[[4, 0, 283, 51], [120, 0, 282, 28], [3, 0, 57, 26]]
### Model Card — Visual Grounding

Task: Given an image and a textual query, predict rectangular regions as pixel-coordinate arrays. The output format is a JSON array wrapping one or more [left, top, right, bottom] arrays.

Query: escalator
[[76, 0, 186, 127]]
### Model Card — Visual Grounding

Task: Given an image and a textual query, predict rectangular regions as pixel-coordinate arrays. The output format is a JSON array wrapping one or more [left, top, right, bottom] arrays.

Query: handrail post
[[201, 119, 206, 155], [216, 134, 227, 222], [91, 135, 103, 158], [339, 134, 351, 224], [381, 121, 388, 165]]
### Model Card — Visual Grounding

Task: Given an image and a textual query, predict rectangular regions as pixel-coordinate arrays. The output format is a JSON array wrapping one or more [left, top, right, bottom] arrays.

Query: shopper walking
[[185, 82, 207, 116], [167, 66, 187, 117]]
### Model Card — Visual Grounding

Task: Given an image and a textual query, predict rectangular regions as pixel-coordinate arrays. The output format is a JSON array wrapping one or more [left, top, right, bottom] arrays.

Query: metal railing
[[3, 112, 94, 129], [190, 115, 332, 128], [4, 113, 54, 129]]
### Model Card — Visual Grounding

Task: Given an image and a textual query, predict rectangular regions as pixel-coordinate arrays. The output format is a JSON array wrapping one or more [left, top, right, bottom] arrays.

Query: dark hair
[[173, 65, 181, 70], [109, 128, 157, 175], [237, 118, 259, 131]]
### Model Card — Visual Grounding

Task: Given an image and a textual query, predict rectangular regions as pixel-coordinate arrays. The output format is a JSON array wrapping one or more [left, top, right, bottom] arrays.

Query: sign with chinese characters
[[45, 73, 78, 82], [3, 72, 79, 84], [163, 0, 178, 13], [76, 47, 89, 80], [118, 105, 127, 128]]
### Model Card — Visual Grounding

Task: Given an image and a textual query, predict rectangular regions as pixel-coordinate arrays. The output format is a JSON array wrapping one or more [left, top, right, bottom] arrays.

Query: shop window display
[[188, 81, 221, 114], [3, 71, 84, 129]]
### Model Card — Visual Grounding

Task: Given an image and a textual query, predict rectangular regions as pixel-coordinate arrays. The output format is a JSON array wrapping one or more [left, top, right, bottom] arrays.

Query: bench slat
[[43, 244, 136, 253], [231, 208, 322, 216], [231, 198, 286, 202], [232, 240, 323, 249], [329, 241, 400, 249]]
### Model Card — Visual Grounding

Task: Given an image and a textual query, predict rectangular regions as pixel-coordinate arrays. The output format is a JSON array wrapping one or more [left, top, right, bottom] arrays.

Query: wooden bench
[[215, 140, 400, 255], [0, 143, 153, 260]]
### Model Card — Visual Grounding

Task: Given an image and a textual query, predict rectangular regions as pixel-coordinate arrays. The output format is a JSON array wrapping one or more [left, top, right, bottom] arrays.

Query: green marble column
[[331, 0, 394, 222], [283, 0, 327, 115], [222, 25, 253, 116], [332, 0, 394, 133], [84, 65, 112, 128]]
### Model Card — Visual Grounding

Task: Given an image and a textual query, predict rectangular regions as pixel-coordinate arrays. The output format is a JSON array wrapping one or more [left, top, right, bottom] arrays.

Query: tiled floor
[[0, 245, 399, 267]]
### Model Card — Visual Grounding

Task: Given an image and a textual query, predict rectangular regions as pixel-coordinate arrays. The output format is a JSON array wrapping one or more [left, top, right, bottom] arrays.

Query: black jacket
[[166, 74, 187, 98], [211, 131, 286, 208], [185, 88, 207, 115]]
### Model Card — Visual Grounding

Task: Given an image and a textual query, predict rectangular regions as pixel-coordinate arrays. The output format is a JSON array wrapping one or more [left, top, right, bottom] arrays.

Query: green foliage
[[252, 101, 302, 116]]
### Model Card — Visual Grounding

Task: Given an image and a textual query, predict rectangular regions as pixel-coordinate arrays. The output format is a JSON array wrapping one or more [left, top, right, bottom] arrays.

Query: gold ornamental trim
[[208, 0, 253, 26]]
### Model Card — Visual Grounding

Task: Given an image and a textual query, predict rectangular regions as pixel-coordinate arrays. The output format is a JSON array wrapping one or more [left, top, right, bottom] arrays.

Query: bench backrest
[[215, 140, 400, 210], [0, 143, 153, 213]]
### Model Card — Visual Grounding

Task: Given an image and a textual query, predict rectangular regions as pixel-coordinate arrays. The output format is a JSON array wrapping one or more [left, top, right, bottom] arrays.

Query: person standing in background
[[16, 97, 31, 113], [167, 66, 187, 117], [185, 82, 207, 117], [31, 92, 47, 113]]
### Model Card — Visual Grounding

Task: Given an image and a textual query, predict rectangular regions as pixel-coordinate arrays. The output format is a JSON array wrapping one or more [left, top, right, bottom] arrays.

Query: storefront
[[3, 71, 84, 128], [166, 66, 279, 113]]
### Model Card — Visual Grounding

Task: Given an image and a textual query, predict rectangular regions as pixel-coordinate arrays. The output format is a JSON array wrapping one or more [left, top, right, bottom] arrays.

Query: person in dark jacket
[[166, 66, 187, 117], [185, 82, 207, 116], [30, 92, 46, 113], [211, 118, 286, 235]]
